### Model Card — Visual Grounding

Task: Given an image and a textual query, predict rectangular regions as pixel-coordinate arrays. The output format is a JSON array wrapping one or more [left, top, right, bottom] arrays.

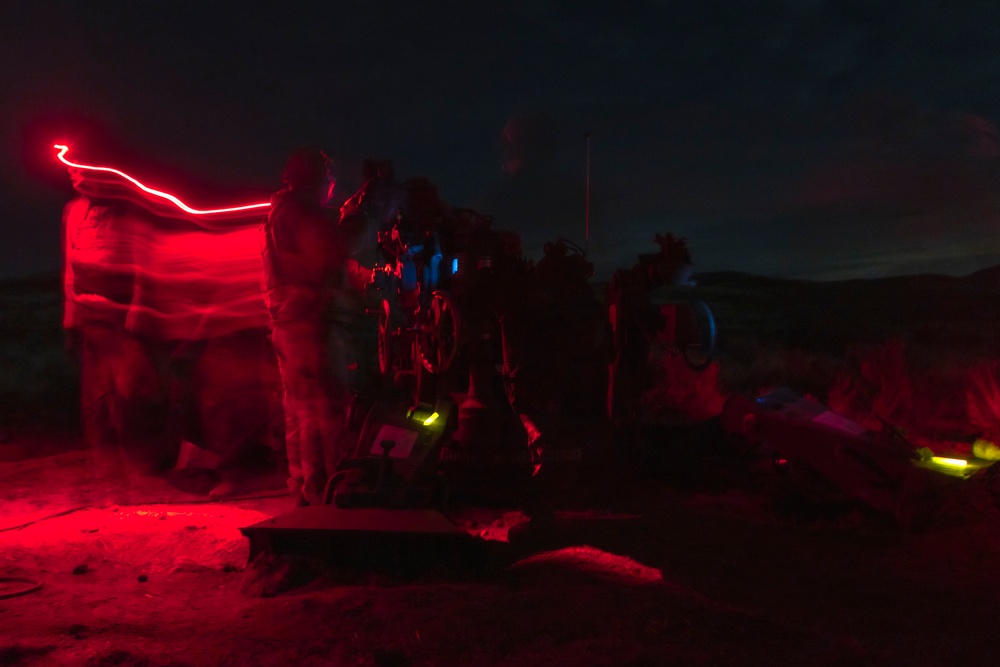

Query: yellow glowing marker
[[930, 456, 968, 469], [422, 411, 439, 426], [973, 439, 1000, 461]]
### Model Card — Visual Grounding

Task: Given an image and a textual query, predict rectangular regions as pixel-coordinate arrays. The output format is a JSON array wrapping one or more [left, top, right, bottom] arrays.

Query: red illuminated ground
[[3, 428, 1000, 667]]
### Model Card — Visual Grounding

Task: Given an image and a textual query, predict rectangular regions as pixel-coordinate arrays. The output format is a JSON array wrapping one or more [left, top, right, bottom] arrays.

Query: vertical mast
[[584, 132, 591, 259]]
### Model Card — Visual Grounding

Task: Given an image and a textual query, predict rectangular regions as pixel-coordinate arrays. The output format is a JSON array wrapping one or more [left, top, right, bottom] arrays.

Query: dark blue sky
[[3, 0, 1000, 280]]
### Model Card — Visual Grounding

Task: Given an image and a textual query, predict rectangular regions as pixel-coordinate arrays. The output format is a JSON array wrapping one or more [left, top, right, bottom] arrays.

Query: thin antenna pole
[[584, 132, 591, 259]]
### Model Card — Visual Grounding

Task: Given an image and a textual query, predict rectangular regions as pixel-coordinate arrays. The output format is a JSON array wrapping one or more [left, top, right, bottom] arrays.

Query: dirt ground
[[3, 428, 1000, 667]]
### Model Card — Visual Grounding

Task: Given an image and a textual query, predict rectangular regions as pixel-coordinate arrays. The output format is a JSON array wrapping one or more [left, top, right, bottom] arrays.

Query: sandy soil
[[3, 430, 1000, 667]]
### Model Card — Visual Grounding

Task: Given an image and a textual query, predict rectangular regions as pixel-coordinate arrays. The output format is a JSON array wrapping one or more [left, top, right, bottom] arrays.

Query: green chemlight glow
[[422, 411, 440, 426], [914, 447, 996, 478], [930, 456, 968, 468]]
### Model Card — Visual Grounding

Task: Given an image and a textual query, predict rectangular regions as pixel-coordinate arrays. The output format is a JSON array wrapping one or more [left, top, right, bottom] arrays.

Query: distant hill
[[4, 266, 998, 355], [963, 263, 1000, 288], [681, 268, 1000, 358]]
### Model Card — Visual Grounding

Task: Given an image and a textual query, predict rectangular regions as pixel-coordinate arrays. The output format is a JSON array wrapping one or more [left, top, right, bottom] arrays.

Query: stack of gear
[[605, 234, 717, 434]]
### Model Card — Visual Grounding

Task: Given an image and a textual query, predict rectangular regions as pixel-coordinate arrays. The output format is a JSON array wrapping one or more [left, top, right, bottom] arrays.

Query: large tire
[[416, 290, 461, 374], [677, 299, 717, 371]]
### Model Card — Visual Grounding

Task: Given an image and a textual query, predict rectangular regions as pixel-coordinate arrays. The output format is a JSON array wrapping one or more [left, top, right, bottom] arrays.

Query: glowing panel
[[422, 411, 440, 426], [53, 144, 270, 216], [370, 425, 418, 458]]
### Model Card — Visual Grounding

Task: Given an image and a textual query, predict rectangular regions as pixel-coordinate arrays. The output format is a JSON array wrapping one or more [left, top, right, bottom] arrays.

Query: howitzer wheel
[[677, 299, 717, 371], [417, 290, 461, 374]]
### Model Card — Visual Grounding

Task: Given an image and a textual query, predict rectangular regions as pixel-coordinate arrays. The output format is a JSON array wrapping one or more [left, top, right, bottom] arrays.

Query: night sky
[[3, 0, 1000, 281]]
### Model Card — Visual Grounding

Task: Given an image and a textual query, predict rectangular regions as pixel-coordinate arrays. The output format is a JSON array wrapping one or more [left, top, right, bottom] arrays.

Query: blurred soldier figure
[[63, 169, 161, 475], [262, 149, 347, 505]]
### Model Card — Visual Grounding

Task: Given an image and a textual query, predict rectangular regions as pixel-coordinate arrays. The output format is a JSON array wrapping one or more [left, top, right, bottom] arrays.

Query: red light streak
[[53, 144, 271, 216]]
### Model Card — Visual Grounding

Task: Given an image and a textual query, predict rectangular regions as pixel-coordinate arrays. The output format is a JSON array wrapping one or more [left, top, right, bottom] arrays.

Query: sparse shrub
[[640, 350, 727, 422], [909, 349, 973, 437], [966, 360, 1000, 442], [715, 336, 843, 400], [715, 338, 792, 395], [824, 338, 979, 441], [827, 338, 913, 431]]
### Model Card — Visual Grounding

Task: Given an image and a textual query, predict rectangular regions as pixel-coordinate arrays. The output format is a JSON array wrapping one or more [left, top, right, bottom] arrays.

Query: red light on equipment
[[53, 144, 270, 216]]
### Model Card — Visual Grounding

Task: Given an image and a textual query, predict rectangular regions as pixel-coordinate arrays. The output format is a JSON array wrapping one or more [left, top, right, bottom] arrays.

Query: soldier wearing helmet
[[262, 148, 348, 506]]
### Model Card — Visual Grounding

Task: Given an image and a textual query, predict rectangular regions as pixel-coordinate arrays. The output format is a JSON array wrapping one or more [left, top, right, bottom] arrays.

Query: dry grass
[[715, 336, 845, 401], [966, 360, 1000, 443], [713, 334, 990, 446], [641, 350, 728, 422], [688, 268, 1000, 448], [827, 338, 913, 431], [6, 269, 1000, 452]]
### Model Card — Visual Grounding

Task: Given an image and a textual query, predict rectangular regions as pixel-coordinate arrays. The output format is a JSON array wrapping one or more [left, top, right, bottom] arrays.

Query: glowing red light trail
[[53, 144, 271, 216]]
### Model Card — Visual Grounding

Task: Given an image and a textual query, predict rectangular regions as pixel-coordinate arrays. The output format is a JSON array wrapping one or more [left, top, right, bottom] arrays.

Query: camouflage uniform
[[262, 151, 347, 504]]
